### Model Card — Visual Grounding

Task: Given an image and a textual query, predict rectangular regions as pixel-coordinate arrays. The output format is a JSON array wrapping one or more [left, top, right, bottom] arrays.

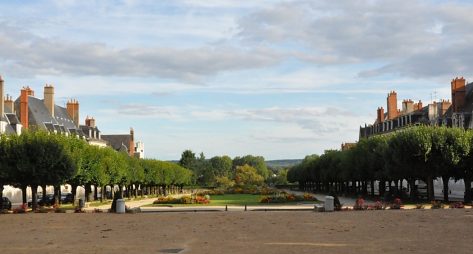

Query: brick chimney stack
[[439, 99, 452, 116], [376, 107, 384, 123], [44, 84, 55, 117], [413, 100, 423, 111], [85, 116, 96, 128], [67, 99, 80, 127], [402, 99, 414, 114], [4, 94, 14, 113], [129, 127, 135, 157], [451, 77, 466, 112], [387, 91, 398, 120], [20, 86, 33, 129]]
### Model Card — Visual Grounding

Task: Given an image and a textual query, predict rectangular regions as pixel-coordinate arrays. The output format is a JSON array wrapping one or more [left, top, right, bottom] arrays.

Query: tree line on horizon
[[177, 150, 289, 188], [0, 131, 192, 210], [288, 126, 473, 203]]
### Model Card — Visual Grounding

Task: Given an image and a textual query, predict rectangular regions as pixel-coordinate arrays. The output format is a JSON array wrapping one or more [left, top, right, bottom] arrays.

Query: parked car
[[1, 197, 12, 210], [61, 193, 74, 204], [38, 194, 56, 206]]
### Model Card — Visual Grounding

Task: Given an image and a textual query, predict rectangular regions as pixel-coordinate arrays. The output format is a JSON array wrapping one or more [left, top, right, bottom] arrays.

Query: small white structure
[[324, 196, 334, 212], [116, 199, 126, 214]]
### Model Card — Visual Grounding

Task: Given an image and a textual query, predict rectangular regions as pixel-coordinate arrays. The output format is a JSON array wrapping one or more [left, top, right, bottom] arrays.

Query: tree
[[215, 176, 235, 189], [179, 150, 197, 170], [234, 164, 264, 188], [0, 134, 12, 208], [233, 155, 270, 180], [209, 155, 233, 178], [9, 131, 76, 210]]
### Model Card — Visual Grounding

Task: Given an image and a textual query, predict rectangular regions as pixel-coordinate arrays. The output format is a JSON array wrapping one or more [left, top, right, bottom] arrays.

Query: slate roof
[[80, 125, 101, 139], [54, 105, 77, 130], [13, 96, 82, 135], [69, 128, 86, 138], [101, 134, 131, 151], [14, 96, 57, 131], [5, 113, 20, 125]]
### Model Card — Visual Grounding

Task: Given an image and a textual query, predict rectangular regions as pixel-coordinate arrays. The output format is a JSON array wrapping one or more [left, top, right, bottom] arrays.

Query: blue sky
[[1, 0, 473, 160]]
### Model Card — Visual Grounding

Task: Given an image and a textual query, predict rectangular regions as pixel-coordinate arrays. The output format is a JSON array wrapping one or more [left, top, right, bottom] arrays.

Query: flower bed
[[153, 195, 209, 205], [260, 192, 317, 204]]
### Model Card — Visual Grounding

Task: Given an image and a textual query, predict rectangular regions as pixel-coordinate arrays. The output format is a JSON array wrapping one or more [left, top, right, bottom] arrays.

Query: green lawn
[[147, 194, 319, 207], [208, 194, 262, 206]]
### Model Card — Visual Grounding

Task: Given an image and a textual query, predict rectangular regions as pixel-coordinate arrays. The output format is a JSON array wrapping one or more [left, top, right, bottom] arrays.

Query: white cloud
[[236, 0, 473, 78], [0, 23, 283, 80]]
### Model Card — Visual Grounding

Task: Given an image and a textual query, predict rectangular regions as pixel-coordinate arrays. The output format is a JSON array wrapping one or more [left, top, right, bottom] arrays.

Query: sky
[[1, 0, 473, 160]]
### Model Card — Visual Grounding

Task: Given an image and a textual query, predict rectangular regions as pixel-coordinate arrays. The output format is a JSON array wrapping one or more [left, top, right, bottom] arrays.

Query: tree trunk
[[427, 175, 435, 201], [0, 183, 3, 208], [408, 179, 417, 201], [101, 185, 105, 202], [41, 184, 47, 201], [31, 184, 38, 211], [442, 175, 449, 202], [379, 180, 386, 197], [464, 176, 472, 203], [119, 185, 124, 197], [21, 184, 27, 204], [71, 184, 77, 205], [84, 183, 91, 202], [94, 185, 98, 201], [0, 183, 3, 200], [54, 184, 61, 205], [362, 181, 368, 195], [370, 180, 375, 197]]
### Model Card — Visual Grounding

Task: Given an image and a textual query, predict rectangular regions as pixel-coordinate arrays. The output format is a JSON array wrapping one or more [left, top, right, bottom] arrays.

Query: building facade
[[359, 77, 470, 139], [0, 75, 144, 157]]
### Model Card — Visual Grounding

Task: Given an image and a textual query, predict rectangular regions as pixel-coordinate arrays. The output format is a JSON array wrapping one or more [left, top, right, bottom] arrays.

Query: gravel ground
[[0, 209, 472, 254]]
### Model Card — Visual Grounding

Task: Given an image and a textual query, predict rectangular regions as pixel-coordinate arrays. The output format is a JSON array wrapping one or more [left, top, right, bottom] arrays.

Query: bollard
[[116, 199, 125, 214], [325, 196, 334, 212], [225, 205, 228, 211], [244, 205, 247, 211]]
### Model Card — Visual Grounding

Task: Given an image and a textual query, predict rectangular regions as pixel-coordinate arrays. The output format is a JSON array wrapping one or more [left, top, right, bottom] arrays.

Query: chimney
[[0, 76, 4, 120], [4, 94, 14, 113], [85, 116, 96, 128], [413, 100, 423, 111], [376, 107, 384, 123], [428, 102, 438, 120], [129, 127, 135, 157], [20, 87, 33, 129], [439, 99, 451, 117], [44, 84, 55, 117], [402, 99, 414, 114], [67, 99, 80, 127], [387, 91, 398, 120], [451, 77, 466, 112]]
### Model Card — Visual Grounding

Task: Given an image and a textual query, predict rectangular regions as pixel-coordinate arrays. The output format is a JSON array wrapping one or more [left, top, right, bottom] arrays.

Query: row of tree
[[0, 131, 192, 210], [288, 126, 473, 203]]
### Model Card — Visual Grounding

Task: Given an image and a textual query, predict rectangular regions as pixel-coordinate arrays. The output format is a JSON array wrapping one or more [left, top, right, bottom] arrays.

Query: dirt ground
[[0, 209, 472, 254]]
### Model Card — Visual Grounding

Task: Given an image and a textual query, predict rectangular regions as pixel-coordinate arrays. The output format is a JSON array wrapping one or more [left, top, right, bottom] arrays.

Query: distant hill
[[265, 159, 302, 169]]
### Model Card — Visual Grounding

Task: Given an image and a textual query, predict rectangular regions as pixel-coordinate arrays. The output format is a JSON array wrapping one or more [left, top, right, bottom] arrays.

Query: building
[[0, 76, 22, 135], [359, 77, 471, 139], [102, 128, 144, 157], [0, 75, 143, 156]]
